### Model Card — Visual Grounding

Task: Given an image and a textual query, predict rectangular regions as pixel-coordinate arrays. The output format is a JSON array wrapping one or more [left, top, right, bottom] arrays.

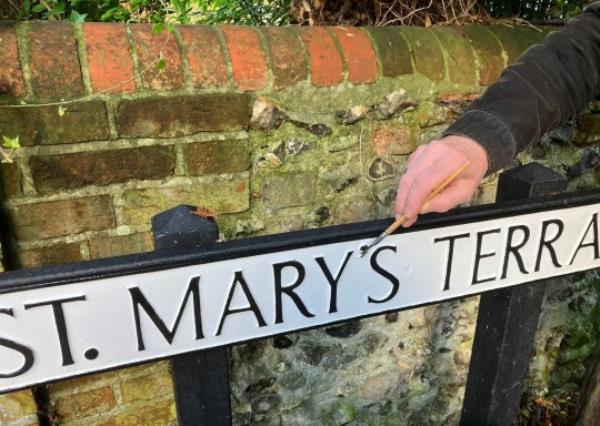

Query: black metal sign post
[[460, 163, 568, 425], [152, 205, 232, 426]]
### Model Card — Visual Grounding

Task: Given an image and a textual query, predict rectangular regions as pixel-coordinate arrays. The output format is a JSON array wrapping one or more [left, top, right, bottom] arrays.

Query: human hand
[[394, 135, 489, 227]]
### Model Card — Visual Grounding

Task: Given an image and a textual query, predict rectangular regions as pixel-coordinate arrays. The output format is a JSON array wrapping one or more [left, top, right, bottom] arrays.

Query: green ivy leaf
[[70, 10, 87, 23], [156, 57, 166, 74], [151, 23, 164, 34], [31, 3, 47, 13], [2, 135, 21, 150]]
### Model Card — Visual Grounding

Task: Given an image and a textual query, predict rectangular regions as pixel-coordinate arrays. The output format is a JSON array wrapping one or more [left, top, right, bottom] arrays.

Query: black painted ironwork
[[460, 163, 568, 426]]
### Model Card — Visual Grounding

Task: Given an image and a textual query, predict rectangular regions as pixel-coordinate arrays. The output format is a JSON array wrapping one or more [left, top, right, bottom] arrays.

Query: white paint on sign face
[[1, 203, 600, 392]]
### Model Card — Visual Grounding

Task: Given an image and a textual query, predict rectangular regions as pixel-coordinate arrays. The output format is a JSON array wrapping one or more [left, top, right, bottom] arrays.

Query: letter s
[[0, 308, 34, 378]]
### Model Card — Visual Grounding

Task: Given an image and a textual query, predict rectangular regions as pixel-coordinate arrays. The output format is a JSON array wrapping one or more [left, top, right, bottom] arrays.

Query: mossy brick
[[0, 23, 25, 100], [19, 243, 82, 268], [99, 398, 176, 426], [129, 24, 184, 91], [300, 27, 344, 87], [458, 26, 504, 86], [122, 174, 249, 225], [83, 23, 136, 94], [370, 123, 417, 156], [53, 386, 116, 422], [27, 22, 84, 99], [401, 27, 445, 82], [12, 196, 115, 241], [263, 27, 308, 90], [89, 233, 153, 259], [0, 162, 22, 198], [30, 146, 176, 193], [120, 372, 174, 403], [366, 27, 412, 77], [0, 390, 37, 424], [517, 27, 549, 47], [178, 26, 229, 89], [262, 173, 316, 208], [432, 27, 476, 85], [0, 101, 109, 146], [185, 139, 250, 175], [330, 27, 378, 84], [221, 26, 268, 91], [116, 94, 250, 138], [487, 26, 531, 65]]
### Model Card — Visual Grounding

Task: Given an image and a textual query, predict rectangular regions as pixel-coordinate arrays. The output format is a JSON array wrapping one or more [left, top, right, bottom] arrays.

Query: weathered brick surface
[[99, 399, 176, 426], [178, 26, 229, 89], [263, 28, 308, 90], [53, 386, 116, 422], [0, 390, 38, 425], [488, 26, 531, 64], [367, 27, 412, 77], [401, 27, 445, 82], [19, 243, 82, 268], [185, 139, 250, 175], [370, 123, 417, 156], [330, 27, 378, 84], [30, 146, 175, 192], [433, 27, 476, 85], [89, 233, 153, 259], [0, 162, 22, 198], [122, 174, 249, 225], [12, 196, 115, 241], [28, 22, 84, 99], [300, 27, 343, 87], [120, 373, 173, 403], [459, 26, 504, 86], [0, 23, 25, 99], [130, 24, 184, 91], [262, 173, 316, 208], [83, 23, 136, 93], [221, 26, 268, 91], [116, 94, 249, 138], [518, 27, 549, 46], [0, 101, 109, 146]]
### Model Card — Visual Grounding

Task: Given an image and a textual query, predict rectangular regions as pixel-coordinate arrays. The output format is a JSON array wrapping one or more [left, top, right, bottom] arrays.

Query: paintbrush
[[359, 161, 472, 258]]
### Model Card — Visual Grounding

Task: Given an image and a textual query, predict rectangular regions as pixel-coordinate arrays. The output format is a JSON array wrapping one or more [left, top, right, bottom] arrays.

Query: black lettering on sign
[[129, 277, 204, 351], [501, 225, 530, 279], [434, 233, 470, 291], [368, 245, 399, 304], [472, 229, 501, 285], [535, 219, 564, 272], [216, 271, 267, 336], [0, 308, 34, 378], [274, 261, 314, 324], [24, 295, 86, 367], [570, 213, 600, 265], [315, 251, 353, 314]]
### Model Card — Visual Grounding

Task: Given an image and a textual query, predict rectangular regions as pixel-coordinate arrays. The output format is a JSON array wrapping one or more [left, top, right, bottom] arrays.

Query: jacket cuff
[[442, 110, 517, 175]]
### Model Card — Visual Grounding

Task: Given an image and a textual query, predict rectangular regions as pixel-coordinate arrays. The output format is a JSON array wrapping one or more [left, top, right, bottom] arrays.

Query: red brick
[[262, 28, 307, 90], [186, 139, 250, 175], [19, 243, 82, 268], [221, 26, 268, 91], [459, 26, 504, 86], [401, 27, 445, 82], [30, 146, 175, 193], [0, 23, 25, 99], [89, 233, 153, 259], [300, 27, 343, 87], [330, 27, 377, 84], [370, 124, 417, 156], [12, 196, 115, 241], [28, 22, 84, 99], [129, 24, 184, 91], [83, 23, 136, 94], [178, 25, 229, 89], [1, 162, 22, 198]]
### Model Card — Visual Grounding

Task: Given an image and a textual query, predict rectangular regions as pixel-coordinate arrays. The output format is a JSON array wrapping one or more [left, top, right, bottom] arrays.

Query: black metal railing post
[[152, 204, 232, 426], [460, 162, 567, 425]]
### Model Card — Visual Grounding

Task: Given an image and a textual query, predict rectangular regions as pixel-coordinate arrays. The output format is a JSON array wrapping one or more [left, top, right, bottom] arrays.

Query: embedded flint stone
[[567, 147, 600, 178], [151, 204, 218, 249], [289, 119, 332, 137], [285, 138, 308, 155], [368, 157, 394, 181], [373, 89, 415, 120], [335, 105, 370, 124], [250, 96, 287, 130]]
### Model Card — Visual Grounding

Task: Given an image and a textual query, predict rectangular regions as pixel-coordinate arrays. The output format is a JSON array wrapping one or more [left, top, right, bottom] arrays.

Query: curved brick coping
[[0, 22, 547, 102]]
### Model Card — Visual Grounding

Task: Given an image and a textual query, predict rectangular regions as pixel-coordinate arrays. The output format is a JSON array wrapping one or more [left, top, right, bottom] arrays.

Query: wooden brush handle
[[384, 161, 472, 235]]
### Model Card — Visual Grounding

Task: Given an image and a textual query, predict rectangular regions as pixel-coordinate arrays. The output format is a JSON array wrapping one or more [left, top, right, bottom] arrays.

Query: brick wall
[[1, 21, 595, 424]]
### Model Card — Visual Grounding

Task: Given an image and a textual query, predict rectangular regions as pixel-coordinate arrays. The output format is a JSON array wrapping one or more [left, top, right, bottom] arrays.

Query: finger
[[420, 180, 478, 214], [406, 145, 428, 170], [401, 157, 467, 222], [394, 146, 430, 216]]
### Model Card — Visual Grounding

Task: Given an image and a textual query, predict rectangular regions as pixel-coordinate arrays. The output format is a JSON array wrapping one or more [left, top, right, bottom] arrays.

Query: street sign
[[1, 191, 600, 394]]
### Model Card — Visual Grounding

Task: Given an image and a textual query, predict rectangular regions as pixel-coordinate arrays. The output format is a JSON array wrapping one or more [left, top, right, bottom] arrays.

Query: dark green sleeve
[[444, 3, 600, 174]]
